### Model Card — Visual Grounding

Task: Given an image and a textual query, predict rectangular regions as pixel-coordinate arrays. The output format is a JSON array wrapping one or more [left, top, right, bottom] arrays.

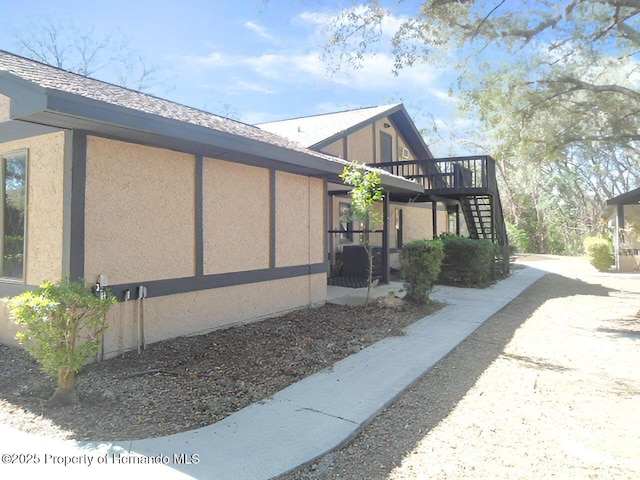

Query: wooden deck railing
[[370, 155, 498, 195]]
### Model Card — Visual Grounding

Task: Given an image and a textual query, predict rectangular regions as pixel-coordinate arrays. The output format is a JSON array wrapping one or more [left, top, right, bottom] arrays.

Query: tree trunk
[[47, 368, 79, 407]]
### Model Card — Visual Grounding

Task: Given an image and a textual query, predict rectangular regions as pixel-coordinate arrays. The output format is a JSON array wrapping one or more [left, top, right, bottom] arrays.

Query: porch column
[[616, 204, 625, 270], [381, 194, 390, 284]]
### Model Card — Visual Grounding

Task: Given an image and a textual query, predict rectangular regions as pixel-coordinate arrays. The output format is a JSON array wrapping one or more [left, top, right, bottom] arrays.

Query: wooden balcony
[[371, 155, 499, 197]]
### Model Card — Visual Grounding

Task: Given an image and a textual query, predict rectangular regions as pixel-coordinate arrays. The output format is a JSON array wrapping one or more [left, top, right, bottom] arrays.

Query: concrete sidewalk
[[0, 266, 545, 480]]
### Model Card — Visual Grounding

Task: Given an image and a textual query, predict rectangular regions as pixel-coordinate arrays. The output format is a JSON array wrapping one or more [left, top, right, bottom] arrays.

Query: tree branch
[[540, 77, 640, 102]]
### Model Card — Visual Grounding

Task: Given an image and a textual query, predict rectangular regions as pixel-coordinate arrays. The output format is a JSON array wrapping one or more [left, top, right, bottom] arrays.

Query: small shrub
[[6, 276, 116, 406], [439, 235, 496, 287], [400, 239, 445, 304], [584, 236, 613, 271], [494, 243, 511, 279]]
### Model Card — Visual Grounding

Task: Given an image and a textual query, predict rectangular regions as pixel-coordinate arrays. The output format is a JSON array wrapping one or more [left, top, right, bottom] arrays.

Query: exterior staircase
[[371, 155, 508, 248]]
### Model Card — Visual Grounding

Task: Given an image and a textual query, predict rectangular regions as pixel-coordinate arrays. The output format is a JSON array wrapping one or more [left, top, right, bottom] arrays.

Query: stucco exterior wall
[[276, 172, 325, 267], [0, 131, 66, 285], [321, 140, 343, 158], [203, 159, 270, 274], [81, 140, 327, 358], [347, 124, 374, 163], [101, 273, 327, 358], [0, 131, 337, 355], [26, 132, 67, 285], [397, 135, 415, 161], [403, 203, 435, 243], [84, 137, 196, 284], [0, 131, 66, 346]]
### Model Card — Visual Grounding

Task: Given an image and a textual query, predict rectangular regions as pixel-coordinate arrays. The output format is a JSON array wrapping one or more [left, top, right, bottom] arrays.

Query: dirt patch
[[279, 257, 640, 479]]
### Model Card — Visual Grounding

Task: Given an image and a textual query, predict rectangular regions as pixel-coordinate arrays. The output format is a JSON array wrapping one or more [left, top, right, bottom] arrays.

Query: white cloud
[[244, 21, 279, 44], [174, 4, 457, 109]]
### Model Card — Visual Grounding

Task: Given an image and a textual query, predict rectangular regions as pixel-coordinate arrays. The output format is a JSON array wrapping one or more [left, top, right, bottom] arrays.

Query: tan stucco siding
[[0, 131, 65, 285], [101, 273, 327, 358], [321, 140, 343, 158], [203, 159, 270, 274], [26, 132, 66, 285], [437, 208, 449, 235], [84, 137, 195, 284], [308, 178, 326, 263], [397, 136, 416, 161], [0, 94, 10, 122], [403, 203, 435, 243], [276, 172, 324, 267], [346, 125, 374, 163], [0, 131, 66, 346]]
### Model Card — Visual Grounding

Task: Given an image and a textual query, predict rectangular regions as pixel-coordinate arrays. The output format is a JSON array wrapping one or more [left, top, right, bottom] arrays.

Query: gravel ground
[[0, 297, 439, 441], [278, 256, 640, 480]]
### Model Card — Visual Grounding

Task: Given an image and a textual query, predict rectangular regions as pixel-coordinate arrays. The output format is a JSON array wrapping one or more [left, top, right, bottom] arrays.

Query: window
[[339, 202, 353, 242], [1, 150, 27, 280]]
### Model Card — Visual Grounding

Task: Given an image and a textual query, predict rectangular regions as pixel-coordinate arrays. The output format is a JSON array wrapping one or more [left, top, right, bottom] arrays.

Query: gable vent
[[401, 147, 410, 159]]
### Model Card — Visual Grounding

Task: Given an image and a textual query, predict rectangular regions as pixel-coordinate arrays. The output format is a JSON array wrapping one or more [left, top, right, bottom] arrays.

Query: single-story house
[[607, 187, 640, 271], [0, 50, 424, 358]]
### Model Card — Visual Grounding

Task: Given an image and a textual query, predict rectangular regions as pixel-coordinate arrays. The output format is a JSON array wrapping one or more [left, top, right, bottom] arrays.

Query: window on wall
[[1, 150, 27, 280], [380, 131, 393, 163], [339, 202, 353, 242]]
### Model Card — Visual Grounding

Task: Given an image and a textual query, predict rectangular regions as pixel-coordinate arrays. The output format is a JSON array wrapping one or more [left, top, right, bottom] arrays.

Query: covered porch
[[607, 187, 640, 272], [327, 155, 508, 286]]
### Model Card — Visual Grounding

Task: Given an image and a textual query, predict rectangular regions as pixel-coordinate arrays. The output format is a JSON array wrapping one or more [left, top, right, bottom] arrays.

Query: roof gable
[[258, 103, 433, 159], [608, 187, 640, 205]]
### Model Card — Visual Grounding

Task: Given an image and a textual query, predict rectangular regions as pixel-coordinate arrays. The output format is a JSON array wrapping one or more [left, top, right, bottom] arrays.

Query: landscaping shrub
[[6, 276, 116, 406], [494, 243, 511, 280], [400, 239, 444, 304], [584, 236, 614, 271], [438, 235, 497, 287]]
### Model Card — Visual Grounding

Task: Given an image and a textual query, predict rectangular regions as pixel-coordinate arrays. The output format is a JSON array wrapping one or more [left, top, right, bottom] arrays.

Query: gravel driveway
[[279, 255, 640, 479]]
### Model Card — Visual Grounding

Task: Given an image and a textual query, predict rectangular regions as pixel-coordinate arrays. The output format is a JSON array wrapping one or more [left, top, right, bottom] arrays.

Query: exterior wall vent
[[401, 147, 410, 159]]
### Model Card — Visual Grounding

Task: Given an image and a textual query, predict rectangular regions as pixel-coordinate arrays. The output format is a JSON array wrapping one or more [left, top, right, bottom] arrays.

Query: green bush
[[494, 243, 511, 280], [438, 235, 497, 287], [400, 239, 445, 304], [506, 222, 531, 253], [584, 236, 613, 271], [6, 276, 116, 406]]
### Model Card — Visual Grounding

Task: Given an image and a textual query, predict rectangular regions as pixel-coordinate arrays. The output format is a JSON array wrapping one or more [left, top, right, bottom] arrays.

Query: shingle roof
[[0, 50, 424, 194], [257, 105, 401, 148], [0, 50, 328, 158]]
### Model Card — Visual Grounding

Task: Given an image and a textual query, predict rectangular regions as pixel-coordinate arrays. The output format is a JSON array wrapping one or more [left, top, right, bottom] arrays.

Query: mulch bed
[[0, 299, 440, 441]]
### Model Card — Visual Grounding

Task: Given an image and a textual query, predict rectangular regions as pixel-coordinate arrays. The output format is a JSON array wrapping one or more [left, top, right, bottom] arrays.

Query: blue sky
[[0, 0, 467, 156]]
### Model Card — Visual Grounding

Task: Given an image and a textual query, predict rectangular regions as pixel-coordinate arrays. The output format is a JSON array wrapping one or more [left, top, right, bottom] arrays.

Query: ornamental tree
[[340, 161, 384, 309], [6, 277, 116, 406]]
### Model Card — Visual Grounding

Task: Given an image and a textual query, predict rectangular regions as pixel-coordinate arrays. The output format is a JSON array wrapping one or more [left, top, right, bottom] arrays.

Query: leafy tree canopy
[[325, 0, 640, 253]]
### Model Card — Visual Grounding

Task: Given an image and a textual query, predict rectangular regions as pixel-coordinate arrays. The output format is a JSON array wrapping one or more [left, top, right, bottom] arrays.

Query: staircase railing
[[371, 155, 508, 247]]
